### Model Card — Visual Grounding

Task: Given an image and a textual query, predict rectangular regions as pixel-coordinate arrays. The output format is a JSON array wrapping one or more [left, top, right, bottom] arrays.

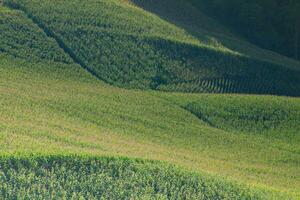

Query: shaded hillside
[[4, 0, 300, 96], [191, 0, 300, 60]]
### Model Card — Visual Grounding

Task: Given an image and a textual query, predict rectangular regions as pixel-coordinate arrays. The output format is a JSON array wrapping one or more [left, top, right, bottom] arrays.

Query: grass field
[[1, 1, 300, 199], [157, 93, 300, 142], [1, 55, 300, 199], [4, 0, 300, 96], [1, 155, 288, 200]]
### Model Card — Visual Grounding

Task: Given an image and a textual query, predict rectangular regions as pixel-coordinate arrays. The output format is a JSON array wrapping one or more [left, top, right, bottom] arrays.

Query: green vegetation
[[192, 0, 300, 60], [1, 51, 299, 198], [161, 94, 300, 141], [0, 1, 300, 199], [0, 6, 71, 63], [1, 155, 284, 200], [187, 96, 300, 139], [130, 0, 300, 70], [4, 0, 300, 96]]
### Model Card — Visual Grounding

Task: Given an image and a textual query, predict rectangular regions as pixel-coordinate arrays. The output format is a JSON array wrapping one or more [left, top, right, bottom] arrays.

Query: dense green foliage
[[1, 1, 300, 199], [192, 0, 300, 60], [0, 7, 71, 63], [184, 95, 300, 141], [1, 53, 300, 198], [4, 0, 300, 96], [0, 155, 282, 200]]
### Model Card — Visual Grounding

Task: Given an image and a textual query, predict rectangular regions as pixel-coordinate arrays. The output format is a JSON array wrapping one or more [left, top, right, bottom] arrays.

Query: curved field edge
[[154, 92, 300, 139], [0, 155, 293, 199], [184, 95, 300, 141]]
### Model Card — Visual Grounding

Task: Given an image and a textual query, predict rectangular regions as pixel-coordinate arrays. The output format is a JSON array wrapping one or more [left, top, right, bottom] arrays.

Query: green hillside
[[131, 0, 300, 69], [189, 0, 300, 60], [1, 156, 284, 199], [4, 0, 300, 96], [2, 52, 299, 198], [178, 95, 300, 141], [1, 0, 300, 199], [0, 6, 71, 63]]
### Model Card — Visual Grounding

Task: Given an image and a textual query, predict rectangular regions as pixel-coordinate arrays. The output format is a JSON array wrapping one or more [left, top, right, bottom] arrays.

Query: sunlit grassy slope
[[1, 53, 300, 199], [4, 0, 300, 96], [1, 1, 300, 199]]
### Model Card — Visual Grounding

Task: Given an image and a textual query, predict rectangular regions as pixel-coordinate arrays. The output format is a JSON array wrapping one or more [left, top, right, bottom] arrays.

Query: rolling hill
[[3, 0, 300, 96], [0, 0, 300, 199]]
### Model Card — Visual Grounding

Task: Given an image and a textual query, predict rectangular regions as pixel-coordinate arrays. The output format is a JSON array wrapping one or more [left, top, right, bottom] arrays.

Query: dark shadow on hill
[[131, 0, 233, 48], [130, 0, 300, 70]]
